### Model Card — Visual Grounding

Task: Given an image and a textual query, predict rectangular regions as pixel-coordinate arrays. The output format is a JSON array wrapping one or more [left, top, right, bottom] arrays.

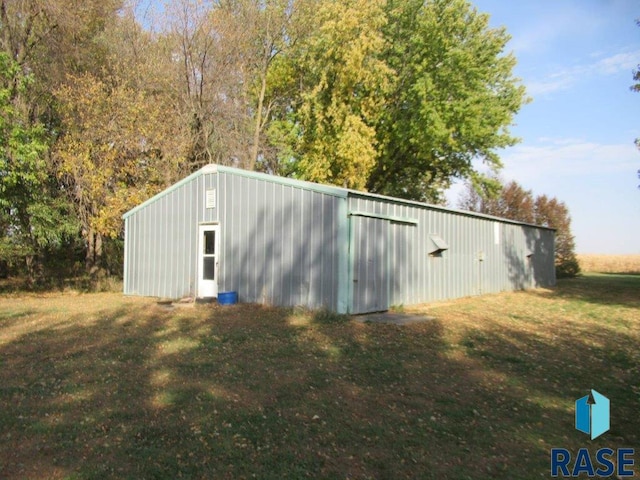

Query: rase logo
[[550, 390, 636, 478], [575, 389, 609, 440], [551, 448, 635, 478]]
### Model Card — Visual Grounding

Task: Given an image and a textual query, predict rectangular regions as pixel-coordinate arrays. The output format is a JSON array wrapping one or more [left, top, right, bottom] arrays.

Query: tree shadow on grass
[[0, 295, 638, 479]]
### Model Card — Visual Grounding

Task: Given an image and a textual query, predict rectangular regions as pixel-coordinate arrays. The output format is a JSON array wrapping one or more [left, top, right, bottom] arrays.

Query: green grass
[[0, 274, 638, 479]]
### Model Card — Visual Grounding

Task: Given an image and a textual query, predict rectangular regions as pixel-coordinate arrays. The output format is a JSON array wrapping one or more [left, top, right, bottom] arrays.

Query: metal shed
[[123, 164, 555, 314]]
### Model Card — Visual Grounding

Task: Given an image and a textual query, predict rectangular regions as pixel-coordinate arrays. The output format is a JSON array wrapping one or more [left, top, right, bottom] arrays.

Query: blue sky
[[447, 0, 640, 254]]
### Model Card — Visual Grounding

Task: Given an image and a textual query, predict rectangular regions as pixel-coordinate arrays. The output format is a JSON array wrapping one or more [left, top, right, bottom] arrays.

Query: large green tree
[[368, 0, 526, 202], [0, 53, 78, 282], [265, 0, 526, 200]]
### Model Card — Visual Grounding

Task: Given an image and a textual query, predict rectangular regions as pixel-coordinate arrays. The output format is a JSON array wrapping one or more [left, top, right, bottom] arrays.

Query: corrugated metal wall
[[124, 170, 218, 298], [124, 168, 347, 310], [347, 194, 555, 311], [123, 165, 555, 313], [216, 171, 346, 310]]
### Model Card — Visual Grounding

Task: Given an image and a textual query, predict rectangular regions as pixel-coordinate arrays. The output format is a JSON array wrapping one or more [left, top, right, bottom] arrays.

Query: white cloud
[[536, 137, 588, 146], [525, 49, 640, 97], [500, 139, 638, 182], [445, 138, 639, 204], [527, 75, 575, 96], [593, 51, 639, 75]]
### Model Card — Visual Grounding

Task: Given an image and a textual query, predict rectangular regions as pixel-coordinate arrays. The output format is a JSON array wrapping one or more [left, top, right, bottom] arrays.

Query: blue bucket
[[218, 291, 238, 305]]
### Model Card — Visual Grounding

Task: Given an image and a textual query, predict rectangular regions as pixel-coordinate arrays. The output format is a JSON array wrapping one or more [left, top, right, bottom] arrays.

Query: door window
[[203, 230, 216, 280], [204, 231, 216, 255]]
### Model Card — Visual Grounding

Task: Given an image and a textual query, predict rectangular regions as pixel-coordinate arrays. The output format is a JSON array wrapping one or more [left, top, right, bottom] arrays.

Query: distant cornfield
[[577, 254, 640, 274]]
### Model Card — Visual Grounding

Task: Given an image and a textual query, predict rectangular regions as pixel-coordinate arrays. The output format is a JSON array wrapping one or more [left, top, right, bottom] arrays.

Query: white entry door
[[197, 224, 219, 298]]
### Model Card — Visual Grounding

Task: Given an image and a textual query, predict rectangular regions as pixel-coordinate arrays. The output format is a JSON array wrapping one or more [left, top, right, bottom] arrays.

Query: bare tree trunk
[[25, 254, 37, 287], [249, 71, 267, 171], [85, 228, 104, 276]]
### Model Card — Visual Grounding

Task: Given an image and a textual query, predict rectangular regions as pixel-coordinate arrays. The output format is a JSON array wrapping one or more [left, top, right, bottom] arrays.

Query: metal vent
[[429, 234, 449, 254]]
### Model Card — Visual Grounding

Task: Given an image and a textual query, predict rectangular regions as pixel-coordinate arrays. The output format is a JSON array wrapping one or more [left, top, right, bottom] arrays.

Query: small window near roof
[[429, 234, 449, 257]]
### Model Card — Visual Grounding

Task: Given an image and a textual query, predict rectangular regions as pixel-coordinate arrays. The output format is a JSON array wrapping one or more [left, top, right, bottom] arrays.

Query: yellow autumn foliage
[[293, 0, 394, 190], [53, 73, 186, 238]]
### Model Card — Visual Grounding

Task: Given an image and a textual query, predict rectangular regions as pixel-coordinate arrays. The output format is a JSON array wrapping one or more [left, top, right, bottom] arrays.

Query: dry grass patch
[[578, 253, 640, 274], [0, 275, 638, 479]]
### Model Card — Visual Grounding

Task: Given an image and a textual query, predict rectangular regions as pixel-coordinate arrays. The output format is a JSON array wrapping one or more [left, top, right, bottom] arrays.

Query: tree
[[157, 0, 257, 172], [533, 195, 580, 278], [52, 73, 179, 274], [0, 0, 124, 128], [0, 53, 78, 283], [0, 0, 119, 69], [460, 179, 535, 223], [266, 0, 526, 199], [98, 5, 188, 184], [214, 0, 301, 172], [273, 0, 394, 189], [368, 0, 526, 202], [0, 0, 128, 282], [459, 178, 580, 278]]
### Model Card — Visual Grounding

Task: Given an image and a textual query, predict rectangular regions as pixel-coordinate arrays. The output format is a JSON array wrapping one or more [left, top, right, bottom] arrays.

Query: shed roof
[[122, 164, 555, 231]]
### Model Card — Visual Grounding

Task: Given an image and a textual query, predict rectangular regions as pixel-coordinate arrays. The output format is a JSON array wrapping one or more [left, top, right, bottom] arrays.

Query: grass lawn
[[0, 274, 638, 479]]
